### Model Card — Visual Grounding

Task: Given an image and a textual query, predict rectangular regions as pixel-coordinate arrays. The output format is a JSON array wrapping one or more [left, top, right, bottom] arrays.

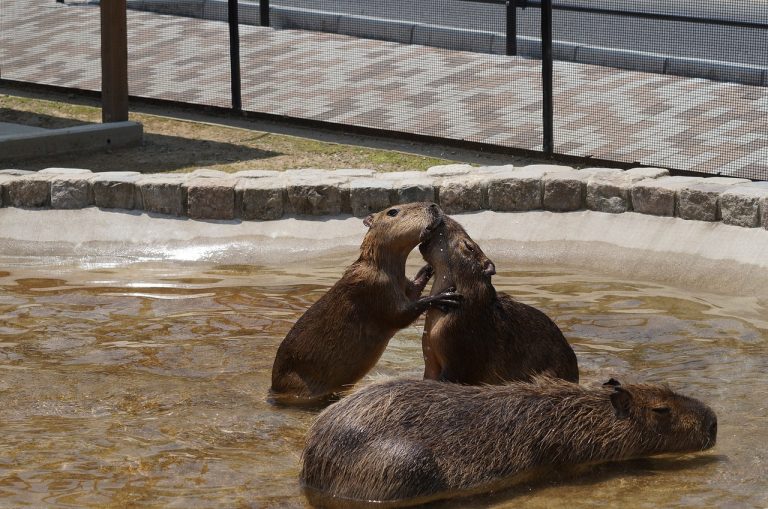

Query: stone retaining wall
[[1, 165, 767, 230]]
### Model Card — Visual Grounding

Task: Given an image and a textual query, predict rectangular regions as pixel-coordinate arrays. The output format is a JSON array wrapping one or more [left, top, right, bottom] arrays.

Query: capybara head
[[361, 202, 443, 256], [604, 378, 717, 454], [419, 215, 495, 291]]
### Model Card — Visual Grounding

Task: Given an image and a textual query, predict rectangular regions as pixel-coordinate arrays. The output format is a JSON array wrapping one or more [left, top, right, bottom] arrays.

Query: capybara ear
[[363, 214, 374, 228], [609, 387, 633, 419], [603, 378, 621, 387], [483, 260, 496, 276]]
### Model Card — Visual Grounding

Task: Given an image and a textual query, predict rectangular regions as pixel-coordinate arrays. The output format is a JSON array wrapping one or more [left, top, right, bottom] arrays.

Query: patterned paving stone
[[2, 0, 766, 179]]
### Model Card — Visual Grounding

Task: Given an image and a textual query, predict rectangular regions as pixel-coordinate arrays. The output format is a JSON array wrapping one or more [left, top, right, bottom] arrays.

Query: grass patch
[[0, 93, 456, 173]]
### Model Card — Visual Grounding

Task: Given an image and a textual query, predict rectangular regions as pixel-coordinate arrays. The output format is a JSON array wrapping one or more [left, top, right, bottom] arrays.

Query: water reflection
[[0, 260, 766, 507]]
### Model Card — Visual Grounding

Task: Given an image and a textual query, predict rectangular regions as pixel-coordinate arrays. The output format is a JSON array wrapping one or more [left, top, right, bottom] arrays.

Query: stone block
[[348, 178, 393, 217], [392, 178, 435, 204], [185, 177, 237, 220], [518, 164, 574, 174], [2, 174, 50, 208], [625, 167, 670, 180], [0, 169, 34, 176], [283, 169, 330, 178], [578, 167, 623, 178], [704, 177, 751, 186], [0, 175, 15, 207], [232, 169, 281, 179], [39, 167, 93, 175], [630, 177, 700, 217], [137, 175, 188, 216], [426, 164, 474, 177], [287, 178, 346, 216], [339, 15, 414, 45], [236, 177, 285, 221], [543, 172, 583, 212], [719, 185, 768, 228], [50, 175, 94, 209], [331, 169, 376, 178], [488, 174, 543, 212], [677, 182, 730, 222], [376, 171, 426, 181], [437, 176, 487, 214], [190, 168, 230, 178], [762, 195, 768, 231], [92, 172, 141, 210], [586, 173, 632, 214], [474, 164, 516, 175], [413, 23, 494, 53]]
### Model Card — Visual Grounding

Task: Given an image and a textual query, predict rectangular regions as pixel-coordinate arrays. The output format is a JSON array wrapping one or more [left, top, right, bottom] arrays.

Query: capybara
[[301, 376, 717, 507], [419, 215, 579, 383], [270, 202, 461, 406]]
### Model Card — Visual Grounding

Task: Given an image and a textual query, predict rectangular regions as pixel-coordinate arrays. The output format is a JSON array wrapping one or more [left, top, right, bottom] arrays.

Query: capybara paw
[[414, 264, 434, 282], [430, 290, 463, 311]]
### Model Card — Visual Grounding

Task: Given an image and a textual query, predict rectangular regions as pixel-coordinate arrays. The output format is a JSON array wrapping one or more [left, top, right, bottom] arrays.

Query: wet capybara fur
[[301, 376, 717, 506], [270, 203, 461, 406], [419, 215, 579, 384]]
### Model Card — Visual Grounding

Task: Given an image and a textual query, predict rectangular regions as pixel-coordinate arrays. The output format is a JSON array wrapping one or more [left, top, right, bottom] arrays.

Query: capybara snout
[[363, 202, 443, 253]]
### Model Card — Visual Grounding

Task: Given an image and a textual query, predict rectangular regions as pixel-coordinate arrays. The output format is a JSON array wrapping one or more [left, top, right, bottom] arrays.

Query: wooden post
[[101, 0, 129, 123]]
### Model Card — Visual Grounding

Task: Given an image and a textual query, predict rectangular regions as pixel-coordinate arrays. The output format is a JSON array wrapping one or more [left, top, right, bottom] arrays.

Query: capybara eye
[[652, 407, 671, 415], [463, 240, 474, 252], [387, 209, 399, 217]]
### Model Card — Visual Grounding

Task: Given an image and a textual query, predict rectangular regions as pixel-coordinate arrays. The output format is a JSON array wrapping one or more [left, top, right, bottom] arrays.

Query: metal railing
[[214, 0, 768, 157]]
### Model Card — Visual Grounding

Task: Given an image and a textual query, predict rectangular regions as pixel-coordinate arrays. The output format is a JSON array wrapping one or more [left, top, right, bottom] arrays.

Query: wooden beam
[[101, 0, 129, 123]]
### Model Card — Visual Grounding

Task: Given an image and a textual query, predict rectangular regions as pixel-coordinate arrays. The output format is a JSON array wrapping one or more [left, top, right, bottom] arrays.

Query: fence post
[[228, 0, 242, 111], [541, 0, 554, 155], [100, 0, 129, 123], [506, 0, 517, 56], [260, 0, 270, 27]]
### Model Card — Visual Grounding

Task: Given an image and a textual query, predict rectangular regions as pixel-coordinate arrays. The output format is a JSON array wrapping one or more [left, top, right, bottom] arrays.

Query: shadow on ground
[[0, 110, 283, 173]]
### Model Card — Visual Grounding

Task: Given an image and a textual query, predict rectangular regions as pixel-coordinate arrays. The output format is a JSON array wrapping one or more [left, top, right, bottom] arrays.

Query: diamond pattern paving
[[2, 0, 766, 178]]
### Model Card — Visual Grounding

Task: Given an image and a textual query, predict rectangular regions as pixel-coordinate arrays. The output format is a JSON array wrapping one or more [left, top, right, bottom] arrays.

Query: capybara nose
[[709, 416, 717, 441]]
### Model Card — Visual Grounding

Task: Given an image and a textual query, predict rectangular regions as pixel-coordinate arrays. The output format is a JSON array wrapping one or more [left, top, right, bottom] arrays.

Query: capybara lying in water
[[270, 202, 461, 406], [301, 376, 717, 507], [419, 215, 579, 384]]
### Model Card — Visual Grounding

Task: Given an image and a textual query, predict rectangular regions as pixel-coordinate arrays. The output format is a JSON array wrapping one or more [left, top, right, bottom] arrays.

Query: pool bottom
[[0, 257, 765, 507]]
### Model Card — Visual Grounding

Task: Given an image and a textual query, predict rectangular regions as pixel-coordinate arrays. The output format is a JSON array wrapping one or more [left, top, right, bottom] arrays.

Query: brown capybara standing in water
[[270, 202, 461, 406], [301, 376, 718, 507], [419, 215, 579, 384]]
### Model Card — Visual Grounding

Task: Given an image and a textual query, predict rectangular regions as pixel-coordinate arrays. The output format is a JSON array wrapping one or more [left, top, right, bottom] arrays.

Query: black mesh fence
[[127, 6, 231, 108], [0, 0, 101, 90], [1, 0, 766, 179], [547, 0, 768, 179], [241, 0, 542, 151]]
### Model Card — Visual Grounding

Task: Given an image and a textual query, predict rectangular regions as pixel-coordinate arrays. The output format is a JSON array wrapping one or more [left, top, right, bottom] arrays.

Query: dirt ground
[[0, 86, 547, 174]]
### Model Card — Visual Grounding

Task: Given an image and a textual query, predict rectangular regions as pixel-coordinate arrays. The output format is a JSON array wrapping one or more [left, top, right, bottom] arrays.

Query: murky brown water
[[0, 254, 766, 508]]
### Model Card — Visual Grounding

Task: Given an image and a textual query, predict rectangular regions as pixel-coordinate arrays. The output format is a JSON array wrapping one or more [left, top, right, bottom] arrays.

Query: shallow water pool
[[0, 254, 766, 508]]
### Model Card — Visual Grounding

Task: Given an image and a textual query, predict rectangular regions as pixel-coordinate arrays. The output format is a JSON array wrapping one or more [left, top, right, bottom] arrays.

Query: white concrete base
[[1, 208, 767, 297], [0, 121, 143, 162]]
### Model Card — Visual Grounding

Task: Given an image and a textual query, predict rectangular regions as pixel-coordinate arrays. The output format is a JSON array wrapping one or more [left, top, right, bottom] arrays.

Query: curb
[[0, 121, 144, 162], [1, 165, 767, 231], [123, 0, 768, 87]]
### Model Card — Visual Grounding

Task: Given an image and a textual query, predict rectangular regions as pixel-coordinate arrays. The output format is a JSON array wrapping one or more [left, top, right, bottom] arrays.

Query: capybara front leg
[[407, 264, 433, 300]]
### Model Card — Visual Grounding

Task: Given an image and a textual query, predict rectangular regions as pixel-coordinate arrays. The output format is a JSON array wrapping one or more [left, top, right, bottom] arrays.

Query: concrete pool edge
[[2, 207, 767, 298], [1, 165, 767, 230]]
